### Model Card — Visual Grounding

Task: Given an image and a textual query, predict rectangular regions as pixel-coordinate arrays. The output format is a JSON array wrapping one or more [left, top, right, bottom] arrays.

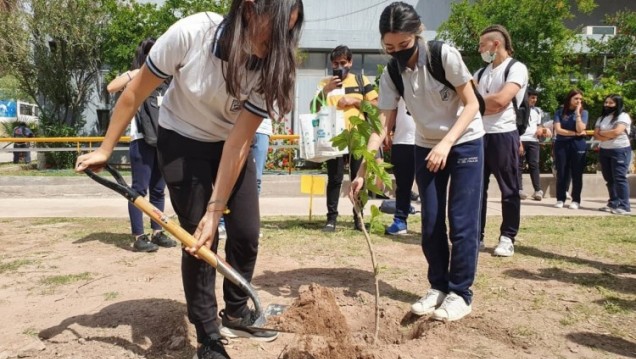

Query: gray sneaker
[[493, 236, 514, 257], [519, 191, 528, 200], [133, 234, 159, 252], [532, 190, 543, 201], [611, 208, 632, 215], [151, 231, 177, 247]]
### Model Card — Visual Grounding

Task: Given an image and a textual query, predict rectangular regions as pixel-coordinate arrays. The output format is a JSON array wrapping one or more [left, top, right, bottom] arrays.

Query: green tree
[[437, 0, 597, 113], [0, 0, 105, 126], [587, 10, 636, 83], [102, 0, 231, 77]]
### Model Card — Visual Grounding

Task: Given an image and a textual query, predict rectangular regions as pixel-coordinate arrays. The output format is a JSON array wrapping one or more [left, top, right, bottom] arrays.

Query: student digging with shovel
[[75, 1, 304, 358]]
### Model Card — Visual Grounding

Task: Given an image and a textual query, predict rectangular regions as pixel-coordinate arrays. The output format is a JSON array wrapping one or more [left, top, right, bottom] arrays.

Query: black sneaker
[[218, 309, 279, 342], [194, 334, 230, 359], [353, 214, 366, 231], [322, 220, 336, 232], [133, 234, 159, 252], [151, 231, 177, 247]]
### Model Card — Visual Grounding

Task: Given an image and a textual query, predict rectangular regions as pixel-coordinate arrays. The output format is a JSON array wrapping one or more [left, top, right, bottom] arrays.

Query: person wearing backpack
[[12, 122, 34, 164], [107, 37, 176, 253], [312, 45, 379, 232], [593, 94, 631, 215], [350, 1, 484, 322], [475, 25, 528, 258]]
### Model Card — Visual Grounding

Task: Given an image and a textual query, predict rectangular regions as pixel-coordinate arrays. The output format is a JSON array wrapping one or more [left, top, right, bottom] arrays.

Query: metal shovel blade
[[248, 303, 290, 332]]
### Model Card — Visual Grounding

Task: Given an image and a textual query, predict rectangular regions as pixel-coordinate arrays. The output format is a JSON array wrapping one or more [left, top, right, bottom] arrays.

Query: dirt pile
[[270, 283, 371, 359]]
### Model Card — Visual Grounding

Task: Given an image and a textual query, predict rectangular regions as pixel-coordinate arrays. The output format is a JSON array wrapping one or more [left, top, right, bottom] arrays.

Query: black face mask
[[389, 43, 418, 68], [601, 106, 616, 117]]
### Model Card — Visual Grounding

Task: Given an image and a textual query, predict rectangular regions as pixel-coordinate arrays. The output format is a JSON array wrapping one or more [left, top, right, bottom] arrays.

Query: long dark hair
[[604, 94, 624, 123], [214, 0, 304, 119], [131, 37, 156, 70], [562, 89, 584, 116], [379, 2, 422, 39]]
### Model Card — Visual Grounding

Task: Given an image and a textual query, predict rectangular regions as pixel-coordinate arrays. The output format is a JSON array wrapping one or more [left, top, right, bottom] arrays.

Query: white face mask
[[481, 50, 496, 63]]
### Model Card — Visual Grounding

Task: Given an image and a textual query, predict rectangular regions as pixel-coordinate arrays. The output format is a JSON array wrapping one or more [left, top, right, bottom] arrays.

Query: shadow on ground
[[39, 298, 192, 359], [253, 267, 420, 304], [566, 332, 636, 358], [74, 232, 133, 251]]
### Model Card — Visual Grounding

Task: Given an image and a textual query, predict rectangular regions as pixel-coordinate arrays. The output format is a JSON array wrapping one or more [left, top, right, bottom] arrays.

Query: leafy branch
[[331, 100, 392, 343]]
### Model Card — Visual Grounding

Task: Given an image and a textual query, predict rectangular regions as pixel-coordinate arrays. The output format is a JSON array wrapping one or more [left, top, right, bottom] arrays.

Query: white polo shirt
[[475, 57, 528, 134], [520, 107, 543, 142], [595, 112, 632, 149], [146, 12, 268, 142], [378, 39, 484, 148], [392, 99, 415, 145]]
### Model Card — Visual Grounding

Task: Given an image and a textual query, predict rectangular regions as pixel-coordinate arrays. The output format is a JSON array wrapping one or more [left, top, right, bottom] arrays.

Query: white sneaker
[[611, 208, 632, 215], [519, 191, 528, 200], [554, 201, 564, 208], [598, 206, 613, 212], [493, 236, 514, 257], [432, 292, 472, 322], [569, 202, 579, 210], [411, 289, 446, 316], [532, 190, 544, 201]]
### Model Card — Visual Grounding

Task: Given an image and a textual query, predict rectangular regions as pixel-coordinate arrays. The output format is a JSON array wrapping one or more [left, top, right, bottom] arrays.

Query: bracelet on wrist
[[126, 72, 132, 81]]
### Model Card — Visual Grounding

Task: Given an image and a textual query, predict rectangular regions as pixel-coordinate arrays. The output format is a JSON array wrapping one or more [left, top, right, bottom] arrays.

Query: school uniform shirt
[[317, 73, 378, 128], [520, 106, 543, 142], [554, 108, 589, 142], [595, 112, 632, 149], [256, 118, 273, 136], [378, 39, 484, 148], [392, 99, 415, 145], [474, 57, 528, 134], [146, 12, 268, 142]]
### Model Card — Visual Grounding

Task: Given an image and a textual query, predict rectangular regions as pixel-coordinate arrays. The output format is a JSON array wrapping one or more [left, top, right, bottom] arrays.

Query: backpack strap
[[425, 40, 455, 91], [387, 58, 404, 98], [476, 67, 487, 83], [503, 59, 519, 112]]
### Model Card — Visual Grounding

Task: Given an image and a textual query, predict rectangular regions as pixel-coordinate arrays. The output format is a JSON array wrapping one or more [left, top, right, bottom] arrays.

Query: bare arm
[[106, 69, 141, 94], [483, 82, 520, 115], [598, 123, 627, 140], [76, 66, 164, 171]]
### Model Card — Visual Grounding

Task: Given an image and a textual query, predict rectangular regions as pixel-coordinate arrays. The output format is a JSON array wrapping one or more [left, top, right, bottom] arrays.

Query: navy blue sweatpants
[[391, 144, 415, 221], [415, 138, 483, 305], [480, 131, 520, 242], [553, 139, 587, 203]]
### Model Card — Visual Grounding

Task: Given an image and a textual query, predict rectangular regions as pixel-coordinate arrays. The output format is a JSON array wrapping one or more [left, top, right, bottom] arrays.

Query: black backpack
[[476, 59, 530, 134], [386, 40, 485, 116], [136, 81, 169, 146]]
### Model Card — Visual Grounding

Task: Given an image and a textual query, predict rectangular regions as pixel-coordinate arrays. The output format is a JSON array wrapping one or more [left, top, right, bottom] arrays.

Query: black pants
[[326, 155, 362, 221], [518, 141, 541, 192], [157, 127, 260, 342], [391, 144, 415, 221], [480, 132, 520, 242]]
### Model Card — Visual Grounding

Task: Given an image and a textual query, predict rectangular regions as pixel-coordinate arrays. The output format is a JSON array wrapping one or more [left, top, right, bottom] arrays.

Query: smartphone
[[332, 68, 344, 80], [332, 69, 344, 88]]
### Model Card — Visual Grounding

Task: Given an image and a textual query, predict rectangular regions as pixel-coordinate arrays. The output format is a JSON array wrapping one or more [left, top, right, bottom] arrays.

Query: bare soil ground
[[0, 216, 634, 359]]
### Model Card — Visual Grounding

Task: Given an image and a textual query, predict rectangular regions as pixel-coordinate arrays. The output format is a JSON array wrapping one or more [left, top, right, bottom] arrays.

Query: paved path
[[0, 196, 630, 218]]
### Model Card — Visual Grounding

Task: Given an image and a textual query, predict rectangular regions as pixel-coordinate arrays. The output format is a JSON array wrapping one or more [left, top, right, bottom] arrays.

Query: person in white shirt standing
[[475, 25, 528, 257], [594, 94, 632, 215], [518, 88, 551, 201]]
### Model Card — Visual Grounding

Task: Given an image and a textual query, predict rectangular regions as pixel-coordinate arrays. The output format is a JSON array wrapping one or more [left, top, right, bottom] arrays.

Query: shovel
[[84, 164, 286, 330]]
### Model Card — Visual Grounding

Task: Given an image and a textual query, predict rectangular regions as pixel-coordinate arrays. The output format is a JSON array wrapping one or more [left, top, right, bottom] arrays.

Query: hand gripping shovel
[[84, 164, 286, 330]]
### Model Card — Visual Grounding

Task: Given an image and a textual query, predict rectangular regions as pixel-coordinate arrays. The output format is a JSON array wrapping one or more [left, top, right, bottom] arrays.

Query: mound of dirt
[[269, 283, 371, 359]]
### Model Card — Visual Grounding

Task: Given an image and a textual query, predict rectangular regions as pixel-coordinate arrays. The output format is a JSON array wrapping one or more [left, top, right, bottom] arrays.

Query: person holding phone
[[312, 45, 378, 232]]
